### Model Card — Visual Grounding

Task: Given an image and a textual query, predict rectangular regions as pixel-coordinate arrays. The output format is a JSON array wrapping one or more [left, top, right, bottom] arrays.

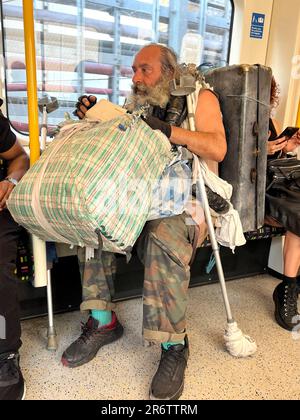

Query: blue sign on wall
[[250, 13, 265, 39]]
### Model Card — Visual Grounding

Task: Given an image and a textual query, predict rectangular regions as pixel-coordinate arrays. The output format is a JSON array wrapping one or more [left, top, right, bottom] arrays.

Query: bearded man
[[61, 43, 226, 400]]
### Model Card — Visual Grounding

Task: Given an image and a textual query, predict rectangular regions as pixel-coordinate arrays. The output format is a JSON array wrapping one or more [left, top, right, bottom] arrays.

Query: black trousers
[[0, 209, 22, 354]]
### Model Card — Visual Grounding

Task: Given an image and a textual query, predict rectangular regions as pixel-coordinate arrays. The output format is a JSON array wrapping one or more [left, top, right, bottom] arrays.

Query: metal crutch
[[38, 95, 59, 350], [185, 92, 257, 357]]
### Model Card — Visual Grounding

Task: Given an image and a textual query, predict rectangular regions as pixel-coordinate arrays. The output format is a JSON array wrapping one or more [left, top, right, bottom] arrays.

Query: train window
[[1, 0, 233, 135]]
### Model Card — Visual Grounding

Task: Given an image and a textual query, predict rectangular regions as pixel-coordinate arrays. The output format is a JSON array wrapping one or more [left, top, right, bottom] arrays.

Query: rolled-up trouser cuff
[[143, 328, 186, 343], [80, 299, 116, 312]]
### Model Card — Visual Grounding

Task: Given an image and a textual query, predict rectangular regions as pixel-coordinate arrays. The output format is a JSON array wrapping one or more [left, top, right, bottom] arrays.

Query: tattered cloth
[[7, 117, 173, 254]]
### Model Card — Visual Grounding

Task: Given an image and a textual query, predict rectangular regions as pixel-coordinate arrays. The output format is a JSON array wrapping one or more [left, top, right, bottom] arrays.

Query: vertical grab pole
[[22, 0, 39, 166], [296, 101, 300, 160], [22, 1, 57, 350]]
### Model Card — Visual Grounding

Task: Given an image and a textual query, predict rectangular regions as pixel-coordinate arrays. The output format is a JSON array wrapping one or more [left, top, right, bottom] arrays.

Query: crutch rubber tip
[[47, 332, 58, 351]]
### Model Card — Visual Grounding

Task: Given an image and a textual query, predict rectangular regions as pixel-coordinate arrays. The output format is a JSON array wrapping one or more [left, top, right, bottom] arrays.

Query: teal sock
[[162, 340, 185, 350], [91, 309, 112, 326]]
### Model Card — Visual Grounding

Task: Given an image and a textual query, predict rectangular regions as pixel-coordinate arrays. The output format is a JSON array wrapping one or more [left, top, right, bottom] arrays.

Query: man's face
[[128, 45, 172, 110], [132, 45, 163, 88]]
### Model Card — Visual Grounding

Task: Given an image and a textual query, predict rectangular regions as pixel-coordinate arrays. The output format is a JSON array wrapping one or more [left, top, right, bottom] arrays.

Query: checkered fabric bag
[[7, 116, 173, 254]]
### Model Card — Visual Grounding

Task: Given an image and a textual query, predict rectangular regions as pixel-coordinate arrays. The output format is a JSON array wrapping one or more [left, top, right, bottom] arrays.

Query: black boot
[[0, 353, 25, 400], [149, 336, 189, 400], [297, 276, 300, 297], [61, 312, 123, 368], [273, 277, 300, 331]]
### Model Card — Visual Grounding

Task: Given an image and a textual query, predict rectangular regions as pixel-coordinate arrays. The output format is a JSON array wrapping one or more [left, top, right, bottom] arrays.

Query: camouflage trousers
[[77, 212, 207, 343]]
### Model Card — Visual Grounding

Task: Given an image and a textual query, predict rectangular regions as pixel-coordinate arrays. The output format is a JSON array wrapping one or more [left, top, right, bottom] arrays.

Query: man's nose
[[132, 70, 142, 84]]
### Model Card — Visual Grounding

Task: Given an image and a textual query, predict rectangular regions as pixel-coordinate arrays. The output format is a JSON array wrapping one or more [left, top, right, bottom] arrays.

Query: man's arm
[[169, 90, 227, 162], [1, 140, 29, 181], [0, 140, 29, 209]]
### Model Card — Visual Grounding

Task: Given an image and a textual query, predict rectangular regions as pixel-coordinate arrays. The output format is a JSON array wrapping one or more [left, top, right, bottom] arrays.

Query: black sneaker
[[149, 336, 189, 400], [273, 280, 300, 331], [61, 312, 123, 368], [0, 352, 25, 400]]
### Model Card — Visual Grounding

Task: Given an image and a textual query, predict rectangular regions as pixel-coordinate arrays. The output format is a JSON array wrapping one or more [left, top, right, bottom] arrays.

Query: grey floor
[[20, 274, 300, 400]]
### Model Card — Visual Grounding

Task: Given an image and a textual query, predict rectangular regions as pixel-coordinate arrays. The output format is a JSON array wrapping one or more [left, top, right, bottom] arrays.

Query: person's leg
[[137, 213, 202, 400], [79, 248, 117, 313], [81, 249, 117, 325], [283, 231, 300, 277], [0, 209, 25, 400], [138, 214, 196, 341], [273, 231, 300, 331], [61, 249, 123, 368], [0, 210, 22, 354]]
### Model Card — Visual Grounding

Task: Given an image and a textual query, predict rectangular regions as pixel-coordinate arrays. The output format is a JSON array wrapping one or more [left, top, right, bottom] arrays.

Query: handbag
[[266, 157, 300, 191]]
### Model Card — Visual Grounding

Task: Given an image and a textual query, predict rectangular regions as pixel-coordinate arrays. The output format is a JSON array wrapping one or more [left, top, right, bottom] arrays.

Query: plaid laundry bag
[[7, 116, 173, 254]]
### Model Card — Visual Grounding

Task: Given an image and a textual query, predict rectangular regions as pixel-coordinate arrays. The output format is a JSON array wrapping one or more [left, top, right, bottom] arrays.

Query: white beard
[[125, 77, 171, 112]]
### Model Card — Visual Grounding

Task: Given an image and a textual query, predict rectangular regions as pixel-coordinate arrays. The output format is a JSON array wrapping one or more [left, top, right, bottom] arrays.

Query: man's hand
[[142, 115, 172, 138], [73, 95, 97, 119], [0, 180, 15, 211]]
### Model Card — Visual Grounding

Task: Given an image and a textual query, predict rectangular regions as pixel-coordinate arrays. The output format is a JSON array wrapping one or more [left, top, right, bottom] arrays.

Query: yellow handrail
[[22, 2, 48, 293], [22, 0, 40, 165], [297, 100, 300, 127]]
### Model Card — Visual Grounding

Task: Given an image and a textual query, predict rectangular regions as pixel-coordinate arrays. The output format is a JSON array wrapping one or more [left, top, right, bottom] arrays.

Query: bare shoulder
[[195, 88, 225, 140], [197, 89, 220, 108]]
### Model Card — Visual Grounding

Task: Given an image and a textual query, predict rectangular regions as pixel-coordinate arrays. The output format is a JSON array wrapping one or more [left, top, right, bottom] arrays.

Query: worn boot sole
[[61, 324, 124, 368], [149, 381, 184, 400], [273, 288, 294, 331]]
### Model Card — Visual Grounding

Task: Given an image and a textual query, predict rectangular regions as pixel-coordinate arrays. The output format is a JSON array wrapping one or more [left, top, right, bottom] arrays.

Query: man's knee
[[141, 215, 194, 267]]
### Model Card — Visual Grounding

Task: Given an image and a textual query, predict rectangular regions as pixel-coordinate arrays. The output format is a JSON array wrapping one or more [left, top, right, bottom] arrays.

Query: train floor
[[20, 274, 300, 400]]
